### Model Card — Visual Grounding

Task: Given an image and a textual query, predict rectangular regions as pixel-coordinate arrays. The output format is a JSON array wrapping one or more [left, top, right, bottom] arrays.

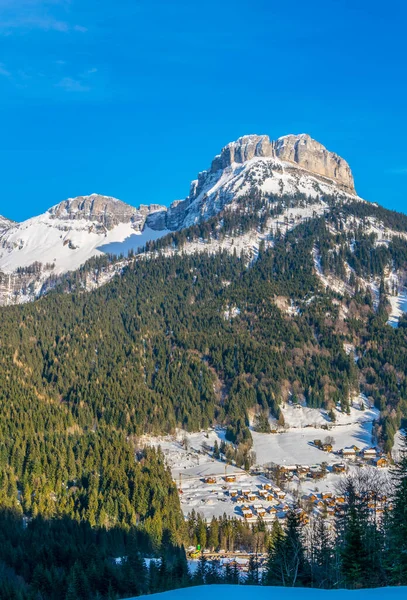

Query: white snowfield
[[125, 584, 407, 600], [0, 210, 168, 275]]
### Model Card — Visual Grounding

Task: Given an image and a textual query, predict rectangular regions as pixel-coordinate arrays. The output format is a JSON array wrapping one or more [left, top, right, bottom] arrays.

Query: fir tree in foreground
[[387, 432, 407, 584]]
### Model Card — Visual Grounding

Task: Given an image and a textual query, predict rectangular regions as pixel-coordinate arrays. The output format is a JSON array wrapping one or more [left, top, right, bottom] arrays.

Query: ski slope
[[124, 584, 407, 600]]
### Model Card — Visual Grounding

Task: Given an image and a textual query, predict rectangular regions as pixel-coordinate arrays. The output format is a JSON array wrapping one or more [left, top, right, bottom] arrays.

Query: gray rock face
[[0, 216, 13, 231], [274, 134, 355, 192], [209, 134, 355, 192], [48, 194, 139, 230], [48, 194, 167, 231]]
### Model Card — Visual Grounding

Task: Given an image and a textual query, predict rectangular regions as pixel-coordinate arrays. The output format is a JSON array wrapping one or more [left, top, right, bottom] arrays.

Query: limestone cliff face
[[48, 194, 166, 231], [48, 194, 139, 230], [274, 134, 354, 192], [209, 133, 355, 193], [0, 216, 13, 231]]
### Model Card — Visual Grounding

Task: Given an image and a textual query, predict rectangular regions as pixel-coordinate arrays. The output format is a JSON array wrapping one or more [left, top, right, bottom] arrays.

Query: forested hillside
[[2, 190, 407, 598]]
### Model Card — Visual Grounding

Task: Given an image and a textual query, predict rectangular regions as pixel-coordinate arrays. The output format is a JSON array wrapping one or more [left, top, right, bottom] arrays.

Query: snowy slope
[[0, 215, 13, 230], [0, 214, 168, 275], [125, 584, 407, 600]]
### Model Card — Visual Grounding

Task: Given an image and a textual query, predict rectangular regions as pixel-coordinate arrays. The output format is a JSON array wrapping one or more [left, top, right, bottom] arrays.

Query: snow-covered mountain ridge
[[1, 132, 403, 307]]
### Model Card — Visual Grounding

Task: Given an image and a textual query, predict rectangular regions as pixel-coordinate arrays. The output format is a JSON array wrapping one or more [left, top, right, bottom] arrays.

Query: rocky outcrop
[[274, 134, 354, 192], [0, 216, 13, 231], [48, 194, 140, 230], [209, 134, 355, 193], [48, 194, 167, 231]]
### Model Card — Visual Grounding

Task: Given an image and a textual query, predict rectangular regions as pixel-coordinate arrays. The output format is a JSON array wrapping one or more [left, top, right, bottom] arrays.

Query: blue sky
[[0, 0, 406, 222]]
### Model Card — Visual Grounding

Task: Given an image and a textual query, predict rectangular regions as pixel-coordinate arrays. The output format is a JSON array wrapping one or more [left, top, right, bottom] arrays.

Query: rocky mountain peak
[[0, 215, 13, 231], [274, 134, 355, 192], [48, 194, 139, 230], [209, 133, 355, 193]]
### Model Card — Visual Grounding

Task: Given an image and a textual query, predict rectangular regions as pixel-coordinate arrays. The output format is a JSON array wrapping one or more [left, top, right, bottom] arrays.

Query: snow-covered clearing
[[388, 287, 407, 327], [140, 430, 278, 521], [126, 584, 407, 600]]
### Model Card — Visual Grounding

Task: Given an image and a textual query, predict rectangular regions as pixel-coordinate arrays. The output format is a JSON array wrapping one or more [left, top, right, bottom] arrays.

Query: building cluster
[[301, 490, 391, 519], [338, 445, 389, 467]]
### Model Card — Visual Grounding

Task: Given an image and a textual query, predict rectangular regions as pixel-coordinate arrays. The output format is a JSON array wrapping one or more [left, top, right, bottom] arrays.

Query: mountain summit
[[0, 133, 360, 304], [146, 133, 357, 231], [210, 133, 355, 192]]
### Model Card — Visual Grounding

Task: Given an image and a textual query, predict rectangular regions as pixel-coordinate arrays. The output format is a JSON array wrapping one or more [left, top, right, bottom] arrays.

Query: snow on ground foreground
[[125, 584, 407, 600]]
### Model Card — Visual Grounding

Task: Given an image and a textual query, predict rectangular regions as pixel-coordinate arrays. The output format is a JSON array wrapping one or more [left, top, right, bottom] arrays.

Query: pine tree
[[264, 510, 308, 587], [245, 554, 259, 585], [339, 479, 368, 589], [387, 432, 407, 584]]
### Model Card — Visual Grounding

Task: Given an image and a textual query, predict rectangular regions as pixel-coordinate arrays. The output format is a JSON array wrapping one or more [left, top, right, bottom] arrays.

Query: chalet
[[204, 476, 216, 484], [255, 506, 267, 517], [247, 492, 257, 502], [326, 507, 335, 518], [279, 465, 297, 473], [306, 493, 318, 502], [341, 448, 356, 459], [362, 448, 377, 460], [322, 444, 333, 453], [309, 466, 323, 479], [225, 475, 236, 483], [268, 506, 277, 514], [314, 439, 323, 448], [322, 492, 333, 500], [229, 489, 238, 498], [266, 493, 275, 502], [295, 508, 309, 524], [242, 508, 253, 519], [242, 488, 251, 497], [235, 496, 245, 503], [336, 496, 346, 504], [374, 457, 388, 468], [259, 490, 268, 498], [332, 463, 346, 474], [314, 500, 325, 509], [262, 483, 272, 490]]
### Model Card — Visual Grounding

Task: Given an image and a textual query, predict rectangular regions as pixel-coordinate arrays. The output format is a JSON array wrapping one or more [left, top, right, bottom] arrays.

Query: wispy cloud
[[56, 76, 90, 92], [0, 1, 87, 34], [0, 62, 10, 76]]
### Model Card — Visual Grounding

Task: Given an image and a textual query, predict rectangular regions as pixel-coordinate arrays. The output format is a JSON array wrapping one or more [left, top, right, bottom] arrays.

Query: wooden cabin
[[225, 475, 237, 483], [362, 448, 377, 460], [204, 476, 216, 484]]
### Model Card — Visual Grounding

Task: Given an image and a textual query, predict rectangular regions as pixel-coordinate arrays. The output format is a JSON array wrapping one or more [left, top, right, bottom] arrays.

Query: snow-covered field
[[125, 584, 407, 600], [388, 287, 407, 327], [140, 430, 276, 521], [140, 395, 382, 522]]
